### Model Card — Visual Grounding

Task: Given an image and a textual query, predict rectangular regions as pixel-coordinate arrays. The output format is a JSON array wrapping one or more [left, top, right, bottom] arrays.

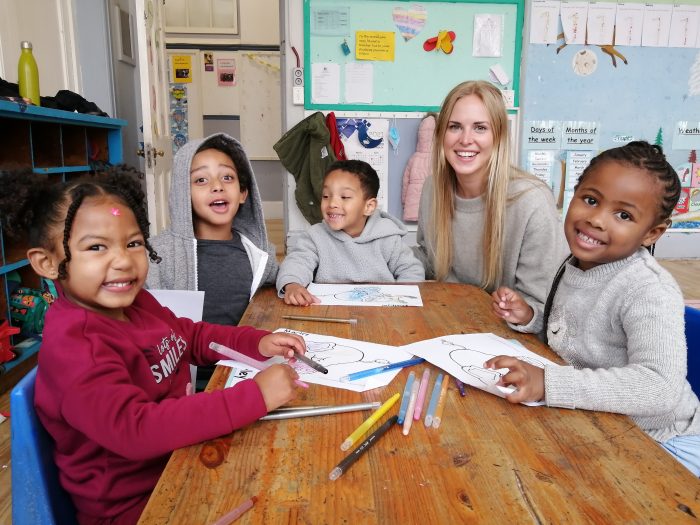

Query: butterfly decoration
[[423, 30, 456, 54]]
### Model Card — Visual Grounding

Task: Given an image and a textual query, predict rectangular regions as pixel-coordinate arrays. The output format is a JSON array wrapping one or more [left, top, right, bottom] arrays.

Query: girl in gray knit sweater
[[488, 141, 700, 476]]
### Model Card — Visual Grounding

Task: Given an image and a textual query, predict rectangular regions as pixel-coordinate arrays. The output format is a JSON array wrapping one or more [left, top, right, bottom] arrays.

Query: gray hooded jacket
[[277, 210, 424, 295], [146, 133, 278, 297]]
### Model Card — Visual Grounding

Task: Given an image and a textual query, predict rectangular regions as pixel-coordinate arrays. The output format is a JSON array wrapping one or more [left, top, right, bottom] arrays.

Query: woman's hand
[[258, 332, 306, 360], [283, 283, 321, 306], [491, 286, 534, 325], [483, 355, 544, 404]]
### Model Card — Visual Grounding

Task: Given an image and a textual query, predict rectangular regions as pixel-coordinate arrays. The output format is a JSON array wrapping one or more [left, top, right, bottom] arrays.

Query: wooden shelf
[[0, 100, 125, 385]]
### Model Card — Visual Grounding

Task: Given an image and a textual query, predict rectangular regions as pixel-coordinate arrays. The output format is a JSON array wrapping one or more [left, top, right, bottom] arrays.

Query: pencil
[[340, 393, 400, 451], [424, 373, 444, 427], [282, 314, 357, 324], [432, 374, 450, 429], [209, 495, 257, 525]]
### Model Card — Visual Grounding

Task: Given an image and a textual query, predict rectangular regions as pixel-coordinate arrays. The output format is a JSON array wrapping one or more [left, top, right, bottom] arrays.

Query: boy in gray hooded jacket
[[147, 132, 277, 327], [278, 159, 424, 306]]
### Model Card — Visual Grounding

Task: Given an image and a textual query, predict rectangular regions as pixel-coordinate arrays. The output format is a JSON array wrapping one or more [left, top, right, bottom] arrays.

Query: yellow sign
[[172, 55, 192, 83], [355, 31, 395, 61]]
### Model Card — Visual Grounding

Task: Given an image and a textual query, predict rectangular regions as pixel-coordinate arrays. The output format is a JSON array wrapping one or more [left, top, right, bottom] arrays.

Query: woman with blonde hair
[[414, 80, 566, 316]]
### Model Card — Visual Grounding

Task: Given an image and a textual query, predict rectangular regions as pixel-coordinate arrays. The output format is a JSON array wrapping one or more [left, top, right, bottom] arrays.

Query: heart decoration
[[392, 5, 427, 42]]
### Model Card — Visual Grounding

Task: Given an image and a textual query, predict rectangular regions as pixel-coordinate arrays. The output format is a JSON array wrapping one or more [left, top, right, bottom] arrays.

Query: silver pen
[[261, 402, 381, 420]]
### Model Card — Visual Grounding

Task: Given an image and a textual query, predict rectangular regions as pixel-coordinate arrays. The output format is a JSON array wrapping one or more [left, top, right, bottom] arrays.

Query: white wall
[[0, 0, 80, 99]]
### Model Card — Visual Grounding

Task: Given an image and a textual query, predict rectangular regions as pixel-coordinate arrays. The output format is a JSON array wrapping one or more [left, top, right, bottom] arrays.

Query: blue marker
[[424, 373, 444, 427], [340, 357, 425, 382], [397, 372, 416, 425]]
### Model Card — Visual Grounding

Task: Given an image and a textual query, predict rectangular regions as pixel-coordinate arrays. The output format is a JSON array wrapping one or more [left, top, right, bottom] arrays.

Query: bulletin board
[[304, 0, 525, 112]]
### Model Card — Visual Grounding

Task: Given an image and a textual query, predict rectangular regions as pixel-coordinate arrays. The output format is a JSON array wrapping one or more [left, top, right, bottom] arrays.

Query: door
[[134, 0, 172, 235]]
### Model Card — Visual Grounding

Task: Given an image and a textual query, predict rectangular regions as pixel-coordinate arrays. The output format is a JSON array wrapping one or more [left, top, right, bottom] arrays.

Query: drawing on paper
[[290, 340, 390, 374], [442, 339, 545, 387], [307, 283, 423, 307], [318, 286, 417, 305]]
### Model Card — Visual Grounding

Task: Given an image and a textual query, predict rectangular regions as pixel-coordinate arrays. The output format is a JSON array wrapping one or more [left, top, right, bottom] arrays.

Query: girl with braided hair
[[487, 141, 700, 476], [0, 167, 306, 524]]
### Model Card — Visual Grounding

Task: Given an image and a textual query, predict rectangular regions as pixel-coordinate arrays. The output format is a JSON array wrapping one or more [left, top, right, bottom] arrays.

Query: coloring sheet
[[220, 329, 413, 392], [307, 284, 423, 307], [400, 333, 558, 406]]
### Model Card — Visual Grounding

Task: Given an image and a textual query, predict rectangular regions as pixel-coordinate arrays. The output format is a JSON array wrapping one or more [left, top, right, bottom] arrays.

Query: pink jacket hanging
[[402, 114, 435, 222]]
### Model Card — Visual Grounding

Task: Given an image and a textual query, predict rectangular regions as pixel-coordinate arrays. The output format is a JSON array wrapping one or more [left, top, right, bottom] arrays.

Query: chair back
[[11, 367, 78, 525], [686, 306, 700, 396]]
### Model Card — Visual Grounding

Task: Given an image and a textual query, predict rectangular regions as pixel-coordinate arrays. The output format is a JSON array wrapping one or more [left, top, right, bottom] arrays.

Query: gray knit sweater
[[276, 210, 424, 295], [414, 175, 568, 312], [526, 249, 700, 443]]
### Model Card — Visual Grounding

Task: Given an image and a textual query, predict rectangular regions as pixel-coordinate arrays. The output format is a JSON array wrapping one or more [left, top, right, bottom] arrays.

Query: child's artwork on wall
[[222, 329, 414, 392], [401, 333, 558, 405], [307, 284, 423, 307]]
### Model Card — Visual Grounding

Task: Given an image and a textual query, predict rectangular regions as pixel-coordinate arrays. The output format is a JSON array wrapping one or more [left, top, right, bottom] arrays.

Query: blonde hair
[[430, 80, 525, 288]]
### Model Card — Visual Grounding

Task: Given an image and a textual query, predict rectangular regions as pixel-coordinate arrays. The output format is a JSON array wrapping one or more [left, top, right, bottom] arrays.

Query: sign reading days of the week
[[524, 120, 561, 149], [562, 121, 600, 150]]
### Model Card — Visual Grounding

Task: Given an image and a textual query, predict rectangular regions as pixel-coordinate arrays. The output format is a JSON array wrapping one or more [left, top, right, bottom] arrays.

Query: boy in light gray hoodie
[[278, 159, 424, 306], [147, 133, 278, 384]]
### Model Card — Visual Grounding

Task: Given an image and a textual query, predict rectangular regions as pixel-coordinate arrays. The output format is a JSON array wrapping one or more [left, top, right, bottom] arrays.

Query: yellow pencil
[[431, 375, 450, 429], [340, 393, 400, 451]]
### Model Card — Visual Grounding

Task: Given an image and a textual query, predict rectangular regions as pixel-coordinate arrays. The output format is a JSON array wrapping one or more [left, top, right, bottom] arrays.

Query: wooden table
[[139, 282, 700, 524]]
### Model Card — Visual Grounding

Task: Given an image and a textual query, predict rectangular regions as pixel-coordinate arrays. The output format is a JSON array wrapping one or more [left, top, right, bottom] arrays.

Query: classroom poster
[[168, 84, 188, 154], [172, 55, 192, 84], [217, 59, 236, 86], [355, 31, 395, 61]]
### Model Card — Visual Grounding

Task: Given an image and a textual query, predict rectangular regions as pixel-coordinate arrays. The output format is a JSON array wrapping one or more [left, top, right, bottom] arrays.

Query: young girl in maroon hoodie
[[0, 167, 306, 525]]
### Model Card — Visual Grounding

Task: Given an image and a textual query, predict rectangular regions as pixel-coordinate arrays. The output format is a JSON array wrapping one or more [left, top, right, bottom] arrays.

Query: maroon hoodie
[[34, 289, 269, 525]]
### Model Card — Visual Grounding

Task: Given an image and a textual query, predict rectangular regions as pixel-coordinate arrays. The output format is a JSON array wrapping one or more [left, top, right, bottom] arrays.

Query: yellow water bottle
[[18, 41, 40, 106]]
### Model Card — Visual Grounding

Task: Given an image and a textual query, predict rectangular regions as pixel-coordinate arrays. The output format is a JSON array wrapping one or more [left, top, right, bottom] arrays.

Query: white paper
[[311, 62, 340, 104], [473, 14, 503, 57], [339, 118, 389, 210], [307, 284, 423, 307], [149, 289, 205, 387], [615, 3, 645, 46], [148, 289, 204, 321], [401, 333, 558, 406], [668, 5, 700, 48], [642, 4, 672, 47], [276, 329, 415, 392], [586, 2, 617, 45], [561, 2, 589, 45], [344, 62, 373, 103], [530, 1, 561, 44]]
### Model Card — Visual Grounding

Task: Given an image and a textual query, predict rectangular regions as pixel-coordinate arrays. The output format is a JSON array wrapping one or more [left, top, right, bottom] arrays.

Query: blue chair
[[11, 367, 78, 525], [686, 306, 700, 396]]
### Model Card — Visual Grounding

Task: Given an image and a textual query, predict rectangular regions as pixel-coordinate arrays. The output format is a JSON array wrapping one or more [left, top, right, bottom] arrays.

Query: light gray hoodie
[[146, 133, 277, 297], [277, 210, 425, 295]]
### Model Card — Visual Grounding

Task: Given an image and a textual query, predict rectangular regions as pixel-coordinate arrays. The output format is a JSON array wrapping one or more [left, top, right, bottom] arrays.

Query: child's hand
[[483, 356, 544, 404], [491, 287, 534, 325], [259, 332, 306, 360], [253, 364, 300, 411], [283, 283, 321, 306]]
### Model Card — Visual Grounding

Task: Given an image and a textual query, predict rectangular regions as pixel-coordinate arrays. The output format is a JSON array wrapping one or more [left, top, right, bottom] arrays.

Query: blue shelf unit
[[0, 100, 125, 379]]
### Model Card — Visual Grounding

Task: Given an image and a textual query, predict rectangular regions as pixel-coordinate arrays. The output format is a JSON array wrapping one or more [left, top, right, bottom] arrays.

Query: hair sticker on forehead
[[111, 207, 121, 217]]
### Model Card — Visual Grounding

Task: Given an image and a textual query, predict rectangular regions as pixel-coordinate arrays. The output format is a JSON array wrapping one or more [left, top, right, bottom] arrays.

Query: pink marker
[[413, 369, 431, 421], [209, 341, 309, 388]]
